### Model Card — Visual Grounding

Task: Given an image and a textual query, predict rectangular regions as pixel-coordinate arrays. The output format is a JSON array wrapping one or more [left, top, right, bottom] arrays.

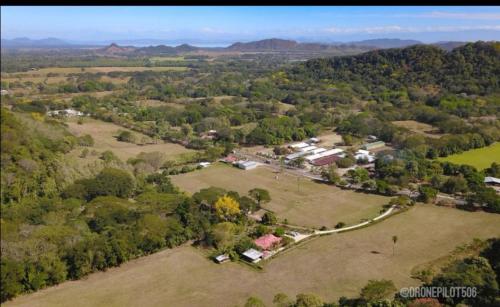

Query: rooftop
[[254, 234, 282, 250], [242, 248, 263, 260]]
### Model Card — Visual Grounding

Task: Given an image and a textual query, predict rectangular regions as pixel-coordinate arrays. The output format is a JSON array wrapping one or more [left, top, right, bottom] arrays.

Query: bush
[[336, 157, 356, 168], [335, 222, 346, 229], [274, 227, 285, 237], [77, 134, 94, 147]]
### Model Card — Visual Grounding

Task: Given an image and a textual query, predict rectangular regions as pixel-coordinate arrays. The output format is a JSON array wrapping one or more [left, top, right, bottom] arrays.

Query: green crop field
[[438, 142, 500, 170]]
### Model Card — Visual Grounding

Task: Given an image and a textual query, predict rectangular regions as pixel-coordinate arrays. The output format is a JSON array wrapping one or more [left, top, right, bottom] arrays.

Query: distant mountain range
[[0, 37, 477, 54]]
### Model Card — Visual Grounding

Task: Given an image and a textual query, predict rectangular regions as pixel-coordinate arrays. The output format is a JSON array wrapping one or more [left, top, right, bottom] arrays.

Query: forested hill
[[294, 41, 500, 95]]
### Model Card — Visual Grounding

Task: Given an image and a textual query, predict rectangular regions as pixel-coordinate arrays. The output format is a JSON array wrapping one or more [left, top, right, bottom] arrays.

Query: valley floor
[[6, 205, 500, 307]]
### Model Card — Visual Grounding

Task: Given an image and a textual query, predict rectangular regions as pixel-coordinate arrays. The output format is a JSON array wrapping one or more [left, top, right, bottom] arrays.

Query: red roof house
[[254, 234, 282, 251], [222, 155, 238, 164]]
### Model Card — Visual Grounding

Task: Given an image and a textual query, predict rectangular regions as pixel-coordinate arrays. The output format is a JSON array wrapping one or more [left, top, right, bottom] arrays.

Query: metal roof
[[242, 248, 263, 260]]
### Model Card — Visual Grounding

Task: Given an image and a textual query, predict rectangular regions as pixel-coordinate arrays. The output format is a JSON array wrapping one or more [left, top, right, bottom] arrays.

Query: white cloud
[[422, 11, 500, 20], [324, 25, 500, 34]]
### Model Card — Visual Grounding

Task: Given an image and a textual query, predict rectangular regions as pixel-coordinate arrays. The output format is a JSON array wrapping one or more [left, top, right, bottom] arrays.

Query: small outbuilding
[[198, 162, 211, 168], [237, 161, 258, 170], [484, 177, 500, 185], [242, 248, 263, 263], [308, 137, 320, 144], [215, 254, 230, 264]]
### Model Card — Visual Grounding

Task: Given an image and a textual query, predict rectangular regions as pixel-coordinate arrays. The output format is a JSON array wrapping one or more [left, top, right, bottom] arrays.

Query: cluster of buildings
[[47, 108, 85, 117], [215, 233, 284, 264], [284, 137, 385, 168], [285, 138, 348, 167], [221, 155, 259, 170]]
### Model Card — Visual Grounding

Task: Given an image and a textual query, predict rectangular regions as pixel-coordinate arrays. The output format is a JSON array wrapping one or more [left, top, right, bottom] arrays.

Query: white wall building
[[237, 161, 258, 170], [305, 148, 344, 162]]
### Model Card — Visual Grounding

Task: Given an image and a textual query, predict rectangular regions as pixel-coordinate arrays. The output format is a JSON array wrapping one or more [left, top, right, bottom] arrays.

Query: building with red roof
[[311, 154, 341, 166], [254, 234, 282, 251]]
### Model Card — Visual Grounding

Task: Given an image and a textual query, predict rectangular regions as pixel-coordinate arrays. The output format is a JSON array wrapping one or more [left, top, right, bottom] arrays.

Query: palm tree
[[392, 235, 398, 256]]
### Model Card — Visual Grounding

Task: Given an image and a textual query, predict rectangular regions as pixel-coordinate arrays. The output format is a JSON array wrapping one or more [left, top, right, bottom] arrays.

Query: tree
[[342, 134, 353, 146], [211, 222, 239, 251], [77, 134, 94, 146], [248, 188, 271, 207], [116, 130, 136, 143], [321, 165, 340, 184], [346, 167, 370, 184], [441, 175, 468, 194], [418, 186, 438, 203], [273, 293, 292, 307], [336, 157, 355, 168], [1, 259, 24, 302], [85, 168, 135, 199], [360, 279, 397, 303], [181, 123, 193, 139], [214, 195, 240, 221], [290, 156, 306, 168], [100, 150, 120, 163], [429, 257, 499, 306], [261, 212, 277, 225], [294, 293, 323, 307], [392, 235, 398, 256], [244, 296, 266, 307]]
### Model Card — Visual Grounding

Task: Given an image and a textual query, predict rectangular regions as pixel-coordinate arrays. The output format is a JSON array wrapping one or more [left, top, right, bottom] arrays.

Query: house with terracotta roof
[[254, 234, 282, 251]]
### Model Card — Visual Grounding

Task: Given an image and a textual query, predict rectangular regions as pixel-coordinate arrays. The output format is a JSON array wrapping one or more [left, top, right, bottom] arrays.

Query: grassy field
[[6, 66, 188, 78], [66, 118, 196, 162], [438, 142, 500, 170], [392, 120, 445, 139], [6, 205, 500, 307], [149, 56, 191, 62], [172, 163, 389, 228]]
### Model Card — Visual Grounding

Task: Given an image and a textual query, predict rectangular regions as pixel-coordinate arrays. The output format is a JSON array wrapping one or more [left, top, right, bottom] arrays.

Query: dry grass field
[[172, 163, 389, 228], [317, 131, 343, 147], [392, 120, 445, 139], [6, 205, 500, 307], [66, 118, 196, 162], [5, 66, 188, 79]]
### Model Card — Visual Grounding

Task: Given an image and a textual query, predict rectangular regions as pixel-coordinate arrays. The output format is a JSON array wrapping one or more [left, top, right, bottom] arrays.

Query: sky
[[2, 6, 500, 45]]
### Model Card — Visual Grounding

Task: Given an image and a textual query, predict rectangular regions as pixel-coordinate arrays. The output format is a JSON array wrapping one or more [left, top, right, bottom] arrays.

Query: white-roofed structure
[[354, 149, 375, 163], [242, 248, 263, 263], [484, 177, 500, 185], [309, 148, 327, 155], [237, 161, 258, 170], [289, 142, 309, 149], [215, 254, 230, 263], [285, 151, 312, 161], [298, 145, 317, 152], [305, 148, 344, 162]]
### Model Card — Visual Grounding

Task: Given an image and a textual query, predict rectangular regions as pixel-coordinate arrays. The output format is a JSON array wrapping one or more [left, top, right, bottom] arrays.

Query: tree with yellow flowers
[[214, 195, 241, 221]]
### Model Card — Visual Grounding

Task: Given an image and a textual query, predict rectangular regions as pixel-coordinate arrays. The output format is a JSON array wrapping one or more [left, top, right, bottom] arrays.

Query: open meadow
[[66, 118, 196, 162], [172, 163, 390, 228], [6, 205, 500, 307], [438, 142, 500, 170], [392, 120, 445, 139]]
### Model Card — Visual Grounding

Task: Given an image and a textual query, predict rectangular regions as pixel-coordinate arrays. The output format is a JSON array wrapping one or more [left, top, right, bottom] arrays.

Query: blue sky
[[2, 6, 500, 45]]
